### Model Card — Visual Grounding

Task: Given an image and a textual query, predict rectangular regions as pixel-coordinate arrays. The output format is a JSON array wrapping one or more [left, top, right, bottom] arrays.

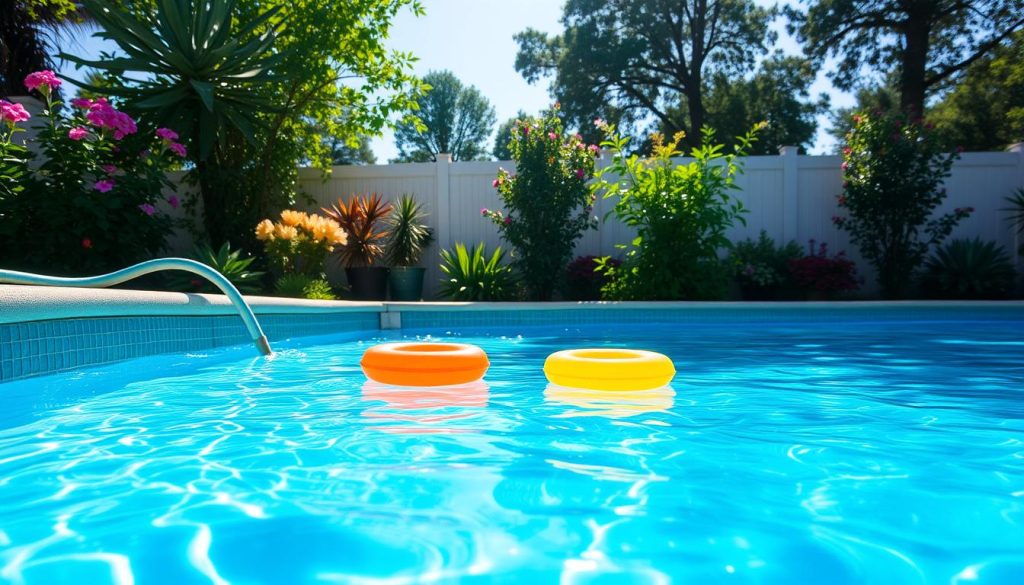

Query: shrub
[[835, 111, 971, 298], [166, 242, 265, 294], [439, 242, 516, 301], [920, 238, 1016, 299], [730, 230, 804, 295], [593, 123, 763, 300], [255, 210, 347, 277], [386, 195, 433, 266], [565, 255, 620, 301], [274, 274, 336, 300], [0, 72, 183, 275], [788, 240, 859, 296], [322, 193, 392, 268], [484, 106, 598, 300]]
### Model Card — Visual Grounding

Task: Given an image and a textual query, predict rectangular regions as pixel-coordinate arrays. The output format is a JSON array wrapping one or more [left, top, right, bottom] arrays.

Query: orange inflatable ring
[[360, 342, 490, 386]]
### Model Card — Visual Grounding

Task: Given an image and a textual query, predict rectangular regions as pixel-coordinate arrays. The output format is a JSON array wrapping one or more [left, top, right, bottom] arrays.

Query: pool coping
[[3, 284, 1024, 325]]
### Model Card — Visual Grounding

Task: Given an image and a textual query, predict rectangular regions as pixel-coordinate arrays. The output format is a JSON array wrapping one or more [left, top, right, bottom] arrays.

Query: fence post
[[1008, 142, 1024, 273], [779, 146, 799, 242], [435, 153, 452, 251]]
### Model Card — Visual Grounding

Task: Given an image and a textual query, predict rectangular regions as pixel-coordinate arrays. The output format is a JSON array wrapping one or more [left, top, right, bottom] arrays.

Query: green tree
[[493, 110, 526, 160], [327, 135, 377, 165], [828, 83, 901, 147], [514, 0, 777, 149], [1, 0, 83, 95], [930, 31, 1024, 151], [393, 70, 496, 162], [69, 0, 426, 249], [788, 0, 1024, 116], [671, 53, 828, 154]]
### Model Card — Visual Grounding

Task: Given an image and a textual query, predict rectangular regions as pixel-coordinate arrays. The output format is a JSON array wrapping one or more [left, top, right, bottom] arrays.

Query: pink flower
[[521, 125, 530, 135], [167, 195, 180, 209], [841, 162, 848, 170], [156, 127, 179, 141], [168, 142, 187, 157], [102, 165, 118, 175], [85, 98, 137, 139], [71, 98, 93, 109], [588, 144, 599, 153], [492, 178, 500, 188], [594, 118, 605, 127], [480, 207, 489, 216], [575, 169, 585, 179], [0, 100, 31, 124], [503, 216, 511, 225], [81, 237, 92, 249], [842, 147, 852, 156], [548, 132, 557, 140], [24, 70, 61, 92], [68, 126, 88, 141], [94, 179, 114, 193], [138, 203, 156, 216]]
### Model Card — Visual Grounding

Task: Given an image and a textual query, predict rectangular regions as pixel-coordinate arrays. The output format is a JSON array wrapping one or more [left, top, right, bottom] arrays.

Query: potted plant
[[323, 193, 392, 300], [788, 240, 860, 300], [386, 194, 434, 301]]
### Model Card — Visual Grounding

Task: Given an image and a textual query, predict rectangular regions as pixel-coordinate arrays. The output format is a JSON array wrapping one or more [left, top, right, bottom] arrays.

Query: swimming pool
[[1, 315, 1023, 584]]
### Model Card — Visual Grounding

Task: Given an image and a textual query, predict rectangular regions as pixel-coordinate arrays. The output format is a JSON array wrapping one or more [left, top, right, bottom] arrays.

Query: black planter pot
[[388, 266, 426, 301], [346, 266, 389, 300]]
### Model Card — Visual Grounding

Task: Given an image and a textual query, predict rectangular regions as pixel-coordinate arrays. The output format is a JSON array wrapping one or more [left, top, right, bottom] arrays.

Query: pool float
[[543, 348, 675, 391], [360, 342, 490, 386]]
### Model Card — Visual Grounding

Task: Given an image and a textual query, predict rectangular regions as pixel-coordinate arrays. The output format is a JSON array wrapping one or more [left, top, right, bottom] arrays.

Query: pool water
[[1, 319, 1023, 584]]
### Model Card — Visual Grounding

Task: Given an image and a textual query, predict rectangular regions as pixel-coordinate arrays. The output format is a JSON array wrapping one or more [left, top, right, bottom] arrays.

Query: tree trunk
[[899, 5, 933, 117]]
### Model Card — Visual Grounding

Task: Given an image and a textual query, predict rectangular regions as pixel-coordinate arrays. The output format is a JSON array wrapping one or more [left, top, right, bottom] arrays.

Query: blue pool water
[[1, 319, 1023, 584]]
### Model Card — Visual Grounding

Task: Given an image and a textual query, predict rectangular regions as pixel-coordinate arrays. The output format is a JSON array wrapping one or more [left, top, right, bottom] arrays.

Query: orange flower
[[280, 209, 308, 227], [255, 219, 275, 241]]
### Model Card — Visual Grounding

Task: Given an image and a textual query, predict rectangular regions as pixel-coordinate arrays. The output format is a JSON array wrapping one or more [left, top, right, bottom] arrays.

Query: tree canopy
[[669, 54, 829, 154], [493, 110, 527, 160], [514, 0, 777, 148], [393, 70, 496, 162], [930, 31, 1024, 151], [788, 0, 1024, 116]]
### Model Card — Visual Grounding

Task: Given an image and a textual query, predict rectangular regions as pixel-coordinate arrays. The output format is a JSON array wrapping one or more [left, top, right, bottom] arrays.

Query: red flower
[[81, 237, 92, 249]]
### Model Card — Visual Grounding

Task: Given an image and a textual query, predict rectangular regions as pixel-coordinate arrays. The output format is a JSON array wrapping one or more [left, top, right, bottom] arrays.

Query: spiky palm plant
[[322, 193, 393, 268], [920, 238, 1016, 299], [439, 242, 516, 301]]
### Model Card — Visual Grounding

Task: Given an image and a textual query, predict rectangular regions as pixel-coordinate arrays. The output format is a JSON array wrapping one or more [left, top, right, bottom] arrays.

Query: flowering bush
[[593, 123, 764, 300], [255, 210, 347, 277], [0, 71, 185, 275], [484, 105, 598, 300], [565, 255, 620, 301], [730, 231, 804, 297], [788, 240, 859, 296], [835, 111, 970, 298]]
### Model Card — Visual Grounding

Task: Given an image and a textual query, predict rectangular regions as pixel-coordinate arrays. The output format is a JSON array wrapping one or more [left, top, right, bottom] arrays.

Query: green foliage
[[1004, 188, 1024, 257], [930, 31, 1024, 151], [394, 70, 496, 162], [0, 82, 178, 275], [492, 111, 526, 160], [828, 83, 901, 147], [835, 111, 969, 297], [439, 242, 516, 301], [920, 238, 1017, 299], [788, 0, 1024, 115], [671, 53, 828, 154], [515, 0, 777, 148], [1, 0, 83, 96], [730, 231, 804, 290], [322, 193, 392, 268], [327, 135, 377, 165], [165, 242, 265, 294], [69, 0, 427, 251], [483, 106, 597, 300], [386, 195, 433, 266], [594, 123, 763, 300], [274, 274, 336, 300], [67, 0, 286, 161]]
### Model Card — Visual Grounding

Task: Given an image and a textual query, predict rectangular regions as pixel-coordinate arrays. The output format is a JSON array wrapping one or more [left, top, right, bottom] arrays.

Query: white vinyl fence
[[284, 145, 1024, 297]]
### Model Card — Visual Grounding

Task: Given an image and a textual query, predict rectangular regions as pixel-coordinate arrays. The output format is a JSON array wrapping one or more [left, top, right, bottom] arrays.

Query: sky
[[56, 0, 854, 162]]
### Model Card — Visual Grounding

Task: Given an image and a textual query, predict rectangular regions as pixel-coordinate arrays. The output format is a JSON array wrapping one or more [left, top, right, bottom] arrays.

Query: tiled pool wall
[[2, 298, 1023, 384], [0, 312, 379, 383]]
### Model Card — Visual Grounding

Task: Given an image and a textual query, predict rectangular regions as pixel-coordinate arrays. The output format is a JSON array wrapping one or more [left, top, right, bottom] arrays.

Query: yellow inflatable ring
[[543, 348, 675, 391], [361, 342, 489, 387]]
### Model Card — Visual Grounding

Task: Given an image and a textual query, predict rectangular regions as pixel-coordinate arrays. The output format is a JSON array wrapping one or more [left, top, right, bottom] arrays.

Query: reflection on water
[[544, 384, 675, 419], [361, 381, 490, 433]]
